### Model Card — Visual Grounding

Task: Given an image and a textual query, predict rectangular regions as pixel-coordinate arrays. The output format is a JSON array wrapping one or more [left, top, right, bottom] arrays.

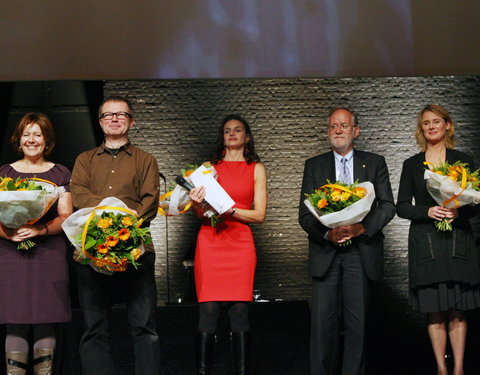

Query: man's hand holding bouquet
[[304, 180, 375, 246], [62, 197, 152, 275]]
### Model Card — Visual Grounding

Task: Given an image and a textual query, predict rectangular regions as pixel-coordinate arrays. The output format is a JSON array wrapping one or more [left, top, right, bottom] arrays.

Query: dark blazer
[[299, 149, 395, 281], [397, 149, 480, 287]]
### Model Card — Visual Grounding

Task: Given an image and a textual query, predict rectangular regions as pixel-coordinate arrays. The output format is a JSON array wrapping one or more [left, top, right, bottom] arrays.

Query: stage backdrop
[[1, 0, 480, 80], [103, 76, 480, 329]]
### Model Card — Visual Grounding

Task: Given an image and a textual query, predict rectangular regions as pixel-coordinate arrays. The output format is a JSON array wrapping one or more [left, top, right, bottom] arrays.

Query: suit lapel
[[353, 149, 367, 183], [414, 152, 426, 173], [325, 151, 336, 183]]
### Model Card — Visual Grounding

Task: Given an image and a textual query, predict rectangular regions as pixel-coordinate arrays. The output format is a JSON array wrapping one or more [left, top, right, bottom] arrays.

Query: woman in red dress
[[189, 114, 267, 375]]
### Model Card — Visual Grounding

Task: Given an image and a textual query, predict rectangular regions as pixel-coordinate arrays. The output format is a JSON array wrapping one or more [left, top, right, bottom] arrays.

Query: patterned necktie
[[339, 157, 351, 184]]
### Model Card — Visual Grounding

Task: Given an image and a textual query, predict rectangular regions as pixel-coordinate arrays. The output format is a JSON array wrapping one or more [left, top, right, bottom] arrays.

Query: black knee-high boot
[[231, 331, 250, 375], [196, 332, 214, 375]]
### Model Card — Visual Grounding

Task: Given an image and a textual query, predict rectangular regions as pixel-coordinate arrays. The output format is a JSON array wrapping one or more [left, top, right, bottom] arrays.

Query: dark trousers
[[76, 252, 161, 375], [310, 248, 370, 375]]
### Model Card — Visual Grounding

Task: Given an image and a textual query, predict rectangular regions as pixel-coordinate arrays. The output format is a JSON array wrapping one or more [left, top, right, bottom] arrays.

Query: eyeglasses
[[99, 112, 133, 120], [328, 123, 354, 131]]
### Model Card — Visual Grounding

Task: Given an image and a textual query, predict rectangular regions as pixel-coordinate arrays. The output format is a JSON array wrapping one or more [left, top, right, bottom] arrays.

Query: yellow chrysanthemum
[[352, 187, 367, 198], [97, 218, 113, 229], [121, 216, 133, 227], [340, 191, 351, 201], [131, 248, 141, 260], [330, 190, 342, 202]]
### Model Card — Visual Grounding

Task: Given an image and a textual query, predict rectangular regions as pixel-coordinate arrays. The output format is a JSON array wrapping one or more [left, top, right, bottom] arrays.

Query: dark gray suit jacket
[[299, 149, 395, 281]]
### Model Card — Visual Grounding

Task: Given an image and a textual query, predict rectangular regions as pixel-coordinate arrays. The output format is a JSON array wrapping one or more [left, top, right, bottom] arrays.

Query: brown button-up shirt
[[70, 142, 160, 252]]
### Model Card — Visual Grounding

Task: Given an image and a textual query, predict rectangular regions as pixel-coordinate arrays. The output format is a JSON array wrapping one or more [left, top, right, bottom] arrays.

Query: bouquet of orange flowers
[[0, 177, 60, 250], [424, 161, 480, 231], [62, 197, 151, 274], [304, 180, 375, 245]]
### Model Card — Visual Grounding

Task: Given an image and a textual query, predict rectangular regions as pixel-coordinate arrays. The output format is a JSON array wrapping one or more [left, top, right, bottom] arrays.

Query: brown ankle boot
[[6, 351, 28, 375], [33, 348, 54, 375]]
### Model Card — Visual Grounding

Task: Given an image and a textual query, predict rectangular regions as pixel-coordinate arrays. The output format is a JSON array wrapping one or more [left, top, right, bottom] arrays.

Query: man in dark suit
[[299, 108, 395, 375]]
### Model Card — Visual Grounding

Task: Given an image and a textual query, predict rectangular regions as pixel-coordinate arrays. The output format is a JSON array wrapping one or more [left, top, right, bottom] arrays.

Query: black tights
[[198, 301, 250, 334]]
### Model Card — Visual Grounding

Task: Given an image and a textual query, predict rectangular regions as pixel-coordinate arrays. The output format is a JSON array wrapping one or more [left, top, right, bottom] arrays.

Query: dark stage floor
[[1, 300, 479, 374]]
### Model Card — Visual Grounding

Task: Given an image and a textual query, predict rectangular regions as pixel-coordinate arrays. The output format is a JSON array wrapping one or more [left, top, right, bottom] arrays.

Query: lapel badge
[[362, 164, 366, 168]]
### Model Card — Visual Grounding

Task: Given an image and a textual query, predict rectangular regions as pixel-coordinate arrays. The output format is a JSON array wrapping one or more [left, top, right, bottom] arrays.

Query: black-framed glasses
[[328, 123, 354, 131], [99, 112, 133, 120]]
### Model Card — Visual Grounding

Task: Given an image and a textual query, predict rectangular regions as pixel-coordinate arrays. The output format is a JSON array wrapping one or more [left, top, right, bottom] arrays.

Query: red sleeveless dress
[[194, 161, 257, 302]]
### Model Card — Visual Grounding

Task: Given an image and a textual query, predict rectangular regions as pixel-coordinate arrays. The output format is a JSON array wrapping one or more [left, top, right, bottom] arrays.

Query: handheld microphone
[[175, 175, 195, 191], [176, 175, 211, 208]]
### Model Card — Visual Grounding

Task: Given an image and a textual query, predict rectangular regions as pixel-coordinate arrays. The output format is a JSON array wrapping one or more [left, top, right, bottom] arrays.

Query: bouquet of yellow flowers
[[0, 177, 60, 250], [159, 162, 224, 227], [424, 161, 480, 231], [62, 197, 151, 274], [304, 180, 375, 245]]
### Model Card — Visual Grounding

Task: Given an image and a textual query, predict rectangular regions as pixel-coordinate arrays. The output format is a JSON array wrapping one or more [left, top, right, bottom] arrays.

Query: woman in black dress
[[0, 113, 73, 374], [397, 105, 480, 375]]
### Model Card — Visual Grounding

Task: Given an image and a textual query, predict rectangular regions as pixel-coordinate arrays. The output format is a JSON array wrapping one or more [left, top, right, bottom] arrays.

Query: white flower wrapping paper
[[61, 196, 144, 275], [161, 184, 192, 216], [424, 169, 480, 208], [0, 181, 61, 228], [160, 164, 225, 219], [303, 181, 376, 228]]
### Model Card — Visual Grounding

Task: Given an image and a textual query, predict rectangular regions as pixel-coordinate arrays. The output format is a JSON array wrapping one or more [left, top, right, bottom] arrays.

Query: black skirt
[[410, 282, 480, 313]]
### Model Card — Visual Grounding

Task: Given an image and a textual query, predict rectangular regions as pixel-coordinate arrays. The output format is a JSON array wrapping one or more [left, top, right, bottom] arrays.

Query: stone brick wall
[[104, 77, 480, 326]]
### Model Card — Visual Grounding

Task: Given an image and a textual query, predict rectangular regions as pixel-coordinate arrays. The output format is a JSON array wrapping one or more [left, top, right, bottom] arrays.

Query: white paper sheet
[[189, 165, 235, 214]]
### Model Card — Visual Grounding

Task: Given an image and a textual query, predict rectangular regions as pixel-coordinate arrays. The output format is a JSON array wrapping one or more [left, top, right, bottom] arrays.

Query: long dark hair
[[211, 114, 260, 164]]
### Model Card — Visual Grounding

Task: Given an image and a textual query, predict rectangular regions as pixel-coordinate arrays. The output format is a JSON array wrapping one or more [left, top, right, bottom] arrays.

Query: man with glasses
[[299, 108, 395, 375], [71, 96, 161, 374]]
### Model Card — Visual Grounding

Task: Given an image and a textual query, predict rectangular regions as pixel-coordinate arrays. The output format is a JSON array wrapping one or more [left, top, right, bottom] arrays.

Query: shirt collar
[[332, 149, 353, 163], [96, 141, 132, 156]]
